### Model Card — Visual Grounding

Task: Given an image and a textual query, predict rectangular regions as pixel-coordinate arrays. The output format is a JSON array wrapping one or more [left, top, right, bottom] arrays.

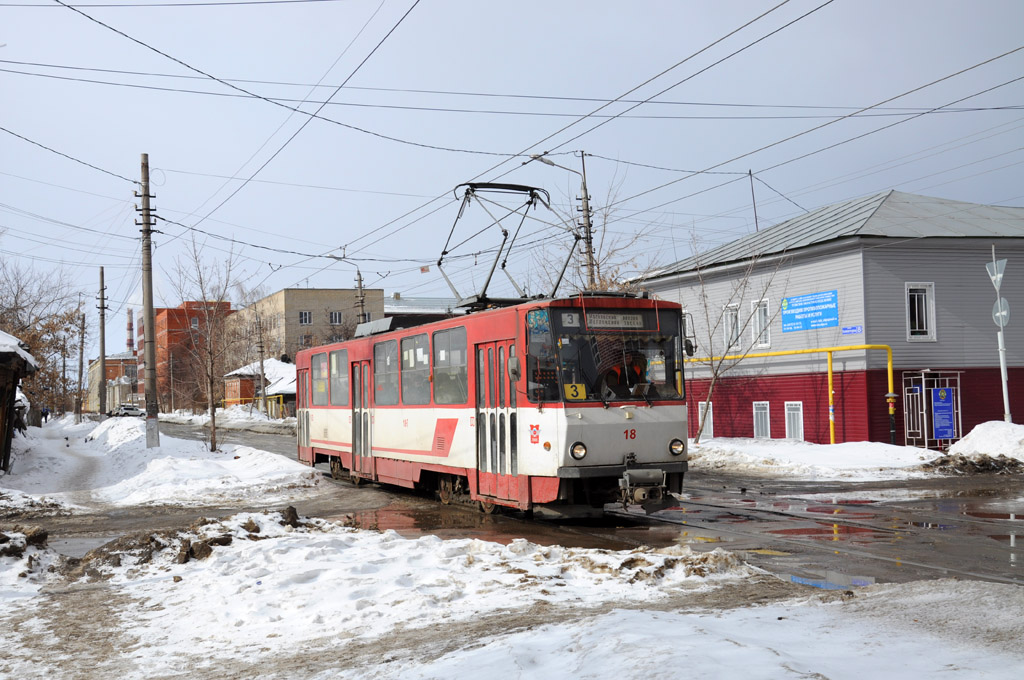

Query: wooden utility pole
[[98, 266, 108, 418], [138, 153, 160, 447]]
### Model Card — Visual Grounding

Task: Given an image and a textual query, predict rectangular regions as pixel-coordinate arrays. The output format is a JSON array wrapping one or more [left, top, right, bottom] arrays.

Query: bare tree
[[532, 175, 667, 294], [170, 237, 243, 451], [683, 234, 789, 443], [0, 259, 83, 419]]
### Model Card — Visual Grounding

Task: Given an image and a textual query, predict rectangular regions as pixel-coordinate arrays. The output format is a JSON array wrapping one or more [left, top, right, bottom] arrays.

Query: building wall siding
[[687, 366, 1023, 445], [862, 238, 1024, 369], [652, 244, 869, 379]]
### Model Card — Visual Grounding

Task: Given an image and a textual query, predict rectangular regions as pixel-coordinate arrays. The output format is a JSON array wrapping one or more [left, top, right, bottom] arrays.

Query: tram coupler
[[619, 468, 668, 512]]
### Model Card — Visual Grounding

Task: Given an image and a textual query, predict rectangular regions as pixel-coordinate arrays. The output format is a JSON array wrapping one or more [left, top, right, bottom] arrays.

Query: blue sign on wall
[[931, 388, 956, 440], [781, 290, 839, 333]]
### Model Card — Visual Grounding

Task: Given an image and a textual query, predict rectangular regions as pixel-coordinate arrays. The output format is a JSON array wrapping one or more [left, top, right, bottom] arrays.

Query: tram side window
[[525, 309, 560, 402], [311, 352, 329, 406], [329, 349, 349, 406], [401, 334, 431, 405], [374, 340, 399, 405], [433, 327, 468, 404]]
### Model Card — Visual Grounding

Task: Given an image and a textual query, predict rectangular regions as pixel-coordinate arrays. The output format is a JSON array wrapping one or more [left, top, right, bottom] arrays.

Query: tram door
[[475, 340, 517, 500], [351, 360, 373, 479]]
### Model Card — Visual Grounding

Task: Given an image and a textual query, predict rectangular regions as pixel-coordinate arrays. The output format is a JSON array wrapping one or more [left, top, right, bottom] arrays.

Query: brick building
[[136, 301, 234, 411]]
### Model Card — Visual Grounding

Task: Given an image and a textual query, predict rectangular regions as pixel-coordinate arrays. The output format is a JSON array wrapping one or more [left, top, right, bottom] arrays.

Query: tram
[[295, 292, 690, 515]]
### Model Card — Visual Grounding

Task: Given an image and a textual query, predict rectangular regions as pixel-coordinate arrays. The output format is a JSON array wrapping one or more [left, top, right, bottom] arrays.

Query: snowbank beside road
[[1, 417, 318, 513], [160, 404, 296, 434]]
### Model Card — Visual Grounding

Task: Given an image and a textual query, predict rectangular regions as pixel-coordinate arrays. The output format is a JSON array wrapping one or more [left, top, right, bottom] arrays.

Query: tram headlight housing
[[669, 438, 686, 456], [569, 441, 588, 460]]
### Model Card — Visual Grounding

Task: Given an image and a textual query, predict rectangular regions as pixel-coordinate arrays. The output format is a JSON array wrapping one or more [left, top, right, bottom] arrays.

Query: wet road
[[148, 423, 1024, 587]]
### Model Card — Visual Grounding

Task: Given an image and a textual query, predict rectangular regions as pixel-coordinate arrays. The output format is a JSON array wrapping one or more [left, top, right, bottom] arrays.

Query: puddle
[[49, 536, 117, 558], [769, 524, 888, 541], [787, 571, 875, 590], [966, 511, 1022, 521]]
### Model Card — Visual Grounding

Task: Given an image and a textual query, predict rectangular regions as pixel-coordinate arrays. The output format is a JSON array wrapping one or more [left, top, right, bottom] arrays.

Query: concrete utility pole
[[529, 151, 595, 289], [75, 309, 85, 424], [138, 153, 160, 447], [356, 270, 368, 323], [256, 310, 268, 414], [98, 266, 108, 418]]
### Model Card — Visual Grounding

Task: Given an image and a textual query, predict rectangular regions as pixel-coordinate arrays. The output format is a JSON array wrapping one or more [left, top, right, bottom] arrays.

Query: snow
[[0, 328, 38, 369], [2, 416, 1024, 678], [159, 404, 296, 434], [225, 357, 296, 395]]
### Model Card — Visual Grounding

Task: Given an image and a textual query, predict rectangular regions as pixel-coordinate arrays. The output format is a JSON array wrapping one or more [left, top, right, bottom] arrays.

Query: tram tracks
[[605, 490, 1024, 587]]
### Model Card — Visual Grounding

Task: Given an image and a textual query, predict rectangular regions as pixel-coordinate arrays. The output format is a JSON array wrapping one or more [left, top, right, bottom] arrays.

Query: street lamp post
[[529, 151, 595, 289]]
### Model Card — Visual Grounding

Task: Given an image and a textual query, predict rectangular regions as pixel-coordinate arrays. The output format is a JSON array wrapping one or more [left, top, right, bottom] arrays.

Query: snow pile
[[160, 404, 296, 433], [950, 421, 1024, 459], [1, 418, 318, 512], [689, 438, 934, 480], [72, 510, 755, 670], [0, 528, 64, 600]]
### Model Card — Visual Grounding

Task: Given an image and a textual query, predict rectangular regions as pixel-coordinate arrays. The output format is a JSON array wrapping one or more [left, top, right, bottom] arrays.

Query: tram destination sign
[[781, 290, 839, 333], [585, 312, 645, 330]]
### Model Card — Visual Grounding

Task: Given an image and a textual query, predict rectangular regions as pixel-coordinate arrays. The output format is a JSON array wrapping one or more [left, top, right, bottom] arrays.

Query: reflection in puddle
[[769, 523, 888, 542]]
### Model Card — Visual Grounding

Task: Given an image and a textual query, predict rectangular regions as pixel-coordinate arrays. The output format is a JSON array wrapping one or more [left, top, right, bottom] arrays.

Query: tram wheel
[[438, 476, 454, 505], [350, 471, 364, 486], [329, 458, 345, 481], [478, 500, 497, 514]]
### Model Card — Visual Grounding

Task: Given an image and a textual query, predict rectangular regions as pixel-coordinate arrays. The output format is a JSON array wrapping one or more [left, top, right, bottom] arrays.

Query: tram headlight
[[569, 441, 588, 460], [669, 438, 686, 456]]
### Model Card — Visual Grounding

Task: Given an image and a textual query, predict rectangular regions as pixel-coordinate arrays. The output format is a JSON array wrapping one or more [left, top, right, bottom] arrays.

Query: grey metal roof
[[646, 191, 1024, 279]]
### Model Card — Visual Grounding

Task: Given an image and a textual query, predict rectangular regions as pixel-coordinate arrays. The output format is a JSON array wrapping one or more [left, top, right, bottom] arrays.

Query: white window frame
[[723, 304, 740, 348], [753, 401, 770, 438], [190, 317, 199, 330], [751, 299, 770, 348], [699, 401, 714, 439], [785, 401, 804, 441], [299, 310, 312, 326], [329, 311, 344, 325], [905, 282, 936, 342]]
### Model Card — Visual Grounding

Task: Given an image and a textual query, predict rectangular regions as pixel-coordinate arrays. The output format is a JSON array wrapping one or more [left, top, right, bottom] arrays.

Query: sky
[[2, 415, 1024, 677], [2, 0, 1023, 362]]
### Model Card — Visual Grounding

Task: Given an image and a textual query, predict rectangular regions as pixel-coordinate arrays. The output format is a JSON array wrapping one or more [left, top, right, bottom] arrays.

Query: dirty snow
[[1, 416, 1023, 678]]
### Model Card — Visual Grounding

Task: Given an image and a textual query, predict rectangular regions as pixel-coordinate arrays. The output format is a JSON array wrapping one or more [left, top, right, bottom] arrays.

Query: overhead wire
[[7, 63, 1022, 120]]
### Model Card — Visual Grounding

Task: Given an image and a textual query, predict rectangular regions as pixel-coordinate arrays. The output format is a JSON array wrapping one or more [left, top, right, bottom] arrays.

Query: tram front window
[[550, 308, 685, 403]]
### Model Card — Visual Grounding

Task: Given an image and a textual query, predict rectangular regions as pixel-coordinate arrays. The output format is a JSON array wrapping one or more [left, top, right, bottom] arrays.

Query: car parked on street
[[111, 404, 144, 417]]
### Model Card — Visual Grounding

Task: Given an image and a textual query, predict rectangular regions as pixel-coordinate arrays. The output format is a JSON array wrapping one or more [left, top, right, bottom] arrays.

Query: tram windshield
[[525, 306, 685, 403]]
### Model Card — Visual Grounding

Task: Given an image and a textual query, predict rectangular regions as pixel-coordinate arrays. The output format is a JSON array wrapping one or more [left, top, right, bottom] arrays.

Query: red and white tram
[[295, 292, 689, 514]]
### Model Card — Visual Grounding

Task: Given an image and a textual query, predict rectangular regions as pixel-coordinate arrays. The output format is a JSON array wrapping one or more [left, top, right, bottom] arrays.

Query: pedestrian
[[41, 406, 50, 423]]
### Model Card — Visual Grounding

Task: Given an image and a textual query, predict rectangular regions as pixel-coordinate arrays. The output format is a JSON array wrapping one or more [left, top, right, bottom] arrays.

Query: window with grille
[[751, 300, 770, 348], [753, 401, 770, 438], [906, 282, 935, 341], [329, 311, 343, 325], [299, 310, 311, 326], [785, 401, 804, 440], [723, 305, 740, 348]]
